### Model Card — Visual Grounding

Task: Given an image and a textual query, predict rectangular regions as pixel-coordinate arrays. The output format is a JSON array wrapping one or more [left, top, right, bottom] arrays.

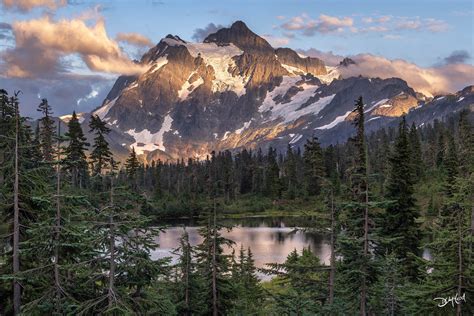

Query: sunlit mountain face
[[1, 1, 473, 162], [60, 21, 471, 162]]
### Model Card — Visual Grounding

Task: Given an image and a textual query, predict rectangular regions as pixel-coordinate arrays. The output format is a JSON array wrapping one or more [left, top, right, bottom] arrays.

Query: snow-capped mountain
[[77, 21, 473, 161]]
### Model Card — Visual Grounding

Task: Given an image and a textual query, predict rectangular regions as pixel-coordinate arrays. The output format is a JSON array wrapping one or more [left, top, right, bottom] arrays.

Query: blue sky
[[0, 0, 473, 117]]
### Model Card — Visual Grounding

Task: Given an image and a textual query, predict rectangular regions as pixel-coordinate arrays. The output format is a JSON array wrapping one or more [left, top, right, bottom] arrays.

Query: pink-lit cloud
[[281, 13, 354, 36], [299, 49, 473, 95], [1, 0, 66, 12], [116, 32, 154, 47], [1, 16, 150, 78], [339, 54, 473, 96]]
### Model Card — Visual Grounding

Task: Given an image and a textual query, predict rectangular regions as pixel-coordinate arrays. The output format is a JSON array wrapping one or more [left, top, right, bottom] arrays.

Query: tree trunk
[[361, 181, 369, 316], [54, 122, 62, 314], [13, 96, 20, 315], [457, 210, 463, 316], [108, 176, 116, 309], [185, 238, 190, 315], [470, 202, 474, 265], [329, 189, 335, 305], [212, 197, 218, 316]]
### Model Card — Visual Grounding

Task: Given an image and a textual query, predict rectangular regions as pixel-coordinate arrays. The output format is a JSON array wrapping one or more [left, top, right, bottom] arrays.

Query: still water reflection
[[150, 217, 330, 281]]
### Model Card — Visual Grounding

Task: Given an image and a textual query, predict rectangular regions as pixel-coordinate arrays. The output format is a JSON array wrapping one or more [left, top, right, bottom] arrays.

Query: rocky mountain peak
[[204, 20, 274, 53], [85, 22, 473, 162], [339, 57, 356, 67]]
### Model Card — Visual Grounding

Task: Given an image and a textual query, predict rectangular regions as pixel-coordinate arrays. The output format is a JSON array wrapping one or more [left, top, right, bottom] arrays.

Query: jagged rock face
[[275, 48, 326, 76], [86, 21, 474, 162]]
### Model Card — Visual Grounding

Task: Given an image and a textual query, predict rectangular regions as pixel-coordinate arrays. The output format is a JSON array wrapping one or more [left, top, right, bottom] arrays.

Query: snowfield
[[93, 97, 118, 120], [163, 38, 248, 97], [259, 76, 335, 124], [126, 114, 173, 154], [316, 110, 352, 130]]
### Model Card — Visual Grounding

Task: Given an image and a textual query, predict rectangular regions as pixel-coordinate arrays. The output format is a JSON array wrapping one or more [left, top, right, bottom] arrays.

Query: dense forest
[[0, 89, 473, 315]]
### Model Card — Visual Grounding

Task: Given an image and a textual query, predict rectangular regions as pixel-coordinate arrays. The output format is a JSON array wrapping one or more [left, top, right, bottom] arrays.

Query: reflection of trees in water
[[155, 217, 333, 272], [161, 215, 323, 229]]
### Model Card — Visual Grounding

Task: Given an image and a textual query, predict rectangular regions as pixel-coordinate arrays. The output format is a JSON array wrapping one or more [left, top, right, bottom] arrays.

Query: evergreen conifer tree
[[63, 111, 89, 188], [381, 116, 421, 280], [37, 98, 55, 162], [89, 115, 112, 176]]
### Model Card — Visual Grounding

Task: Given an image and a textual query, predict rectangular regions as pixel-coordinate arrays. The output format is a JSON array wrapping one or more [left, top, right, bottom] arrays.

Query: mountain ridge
[[73, 21, 473, 162]]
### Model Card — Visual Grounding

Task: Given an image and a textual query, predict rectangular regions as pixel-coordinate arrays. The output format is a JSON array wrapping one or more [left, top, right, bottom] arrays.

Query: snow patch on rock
[[289, 134, 303, 144], [163, 39, 247, 96], [235, 120, 252, 135], [147, 56, 169, 74], [93, 97, 118, 120], [178, 72, 204, 100], [259, 76, 334, 123], [316, 110, 352, 130], [126, 114, 173, 154], [316, 66, 340, 84], [365, 98, 389, 113], [281, 64, 304, 76]]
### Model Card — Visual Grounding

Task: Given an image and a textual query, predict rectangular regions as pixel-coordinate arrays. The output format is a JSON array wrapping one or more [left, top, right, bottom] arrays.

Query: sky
[[0, 0, 473, 118]]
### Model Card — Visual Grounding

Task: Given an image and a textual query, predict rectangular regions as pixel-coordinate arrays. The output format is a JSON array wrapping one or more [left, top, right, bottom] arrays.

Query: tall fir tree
[[408, 122, 423, 178], [63, 111, 89, 188], [303, 136, 325, 196], [125, 147, 140, 190], [337, 96, 373, 314], [89, 115, 112, 176], [37, 98, 56, 162], [381, 116, 421, 280]]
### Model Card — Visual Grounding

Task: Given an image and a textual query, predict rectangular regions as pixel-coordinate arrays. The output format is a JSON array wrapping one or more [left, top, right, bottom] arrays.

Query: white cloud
[[281, 13, 354, 36], [1, 15, 149, 78], [280, 14, 449, 37]]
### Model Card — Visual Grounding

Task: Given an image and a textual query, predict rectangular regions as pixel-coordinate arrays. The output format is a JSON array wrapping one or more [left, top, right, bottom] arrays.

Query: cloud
[[280, 14, 449, 37], [281, 14, 354, 36], [383, 34, 402, 40], [192, 23, 225, 42], [296, 48, 344, 66], [1, 16, 149, 78], [339, 54, 474, 96], [0, 22, 13, 41], [298, 48, 473, 95], [0, 22, 12, 30], [116, 32, 154, 47], [396, 17, 449, 32], [1, 0, 66, 12], [442, 50, 471, 64], [261, 34, 290, 47], [363, 16, 392, 24]]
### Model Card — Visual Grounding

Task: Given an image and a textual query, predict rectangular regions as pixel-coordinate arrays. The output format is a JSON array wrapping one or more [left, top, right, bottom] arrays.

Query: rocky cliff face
[[80, 21, 473, 162]]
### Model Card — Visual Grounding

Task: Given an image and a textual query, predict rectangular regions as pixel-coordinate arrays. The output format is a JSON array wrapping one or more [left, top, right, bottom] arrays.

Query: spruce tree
[[408, 122, 423, 178], [444, 133, 459, 197], [337, 96, 373, 314], [37, 98, 56, 162], [381, 116, 421, 280], [0, 93, 51, 314], [63, 111, 89, 188], [230, 246, 262, 314], [303, 136, 325, 196], [89, 115, 112, 176], [263, 247, 328, 314], [283, 144, 298, 199], [264, 147, 281, 198], [125, 147, 140, 190]]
